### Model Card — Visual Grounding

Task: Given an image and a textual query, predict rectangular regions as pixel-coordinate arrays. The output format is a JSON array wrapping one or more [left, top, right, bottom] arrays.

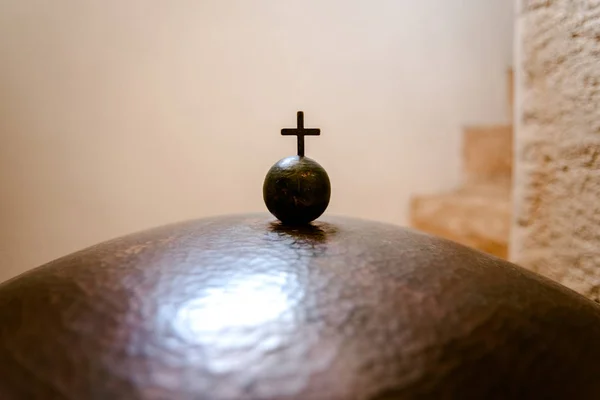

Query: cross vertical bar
[[281, 111, 320, 157], [297, 111, 305, 157]]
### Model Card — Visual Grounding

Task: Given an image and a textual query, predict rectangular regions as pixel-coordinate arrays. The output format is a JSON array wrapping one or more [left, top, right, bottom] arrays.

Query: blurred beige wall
[[0, 1, 513, 281]]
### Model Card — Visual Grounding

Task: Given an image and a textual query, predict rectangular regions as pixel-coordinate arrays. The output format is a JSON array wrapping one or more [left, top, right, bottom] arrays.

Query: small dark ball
[[263, 156, 331, 225]]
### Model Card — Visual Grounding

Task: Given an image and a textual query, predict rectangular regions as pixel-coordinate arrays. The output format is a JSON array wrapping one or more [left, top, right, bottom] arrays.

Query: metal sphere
[[263, 156, 331, 225]]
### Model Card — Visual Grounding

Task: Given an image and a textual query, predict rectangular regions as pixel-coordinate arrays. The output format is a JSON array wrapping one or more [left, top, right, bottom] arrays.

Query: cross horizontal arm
[[282, 128, 321, 136], [280, 111, 322, 157]]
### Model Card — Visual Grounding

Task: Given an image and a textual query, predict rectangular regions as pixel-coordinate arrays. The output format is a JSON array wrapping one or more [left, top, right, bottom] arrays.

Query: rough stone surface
[[512, 0, 600, 301]]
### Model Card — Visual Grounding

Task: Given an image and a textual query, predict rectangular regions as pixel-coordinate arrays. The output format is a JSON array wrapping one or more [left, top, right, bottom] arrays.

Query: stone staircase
[[410, 70, 513, 258]]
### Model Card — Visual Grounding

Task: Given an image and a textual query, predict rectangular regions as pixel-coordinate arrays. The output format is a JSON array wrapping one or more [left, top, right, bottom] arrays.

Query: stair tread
[[410, 185, 511, 257]]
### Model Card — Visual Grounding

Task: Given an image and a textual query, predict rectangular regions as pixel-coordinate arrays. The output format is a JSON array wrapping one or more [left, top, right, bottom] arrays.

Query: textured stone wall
[[512, 0, 600, 301]]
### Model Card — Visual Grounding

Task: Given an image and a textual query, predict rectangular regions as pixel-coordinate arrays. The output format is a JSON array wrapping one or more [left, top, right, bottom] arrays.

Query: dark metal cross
[[281, 111, 320, 157]]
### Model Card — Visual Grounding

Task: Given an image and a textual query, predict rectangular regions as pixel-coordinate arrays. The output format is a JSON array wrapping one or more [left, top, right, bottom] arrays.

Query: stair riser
[[463, 125, 513, 183]]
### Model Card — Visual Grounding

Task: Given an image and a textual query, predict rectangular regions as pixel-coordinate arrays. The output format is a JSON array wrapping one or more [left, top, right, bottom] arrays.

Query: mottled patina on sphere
[[263, 156, 331, 224]]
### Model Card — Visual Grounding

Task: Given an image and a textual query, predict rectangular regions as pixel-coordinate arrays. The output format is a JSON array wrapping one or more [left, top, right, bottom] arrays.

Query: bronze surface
[[1, 214, 599, 399]]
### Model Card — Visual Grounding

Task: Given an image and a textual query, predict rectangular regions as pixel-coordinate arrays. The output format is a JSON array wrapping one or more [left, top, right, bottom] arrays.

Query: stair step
[[463, 125, 513, 184], [410, 184, 511, 258]]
